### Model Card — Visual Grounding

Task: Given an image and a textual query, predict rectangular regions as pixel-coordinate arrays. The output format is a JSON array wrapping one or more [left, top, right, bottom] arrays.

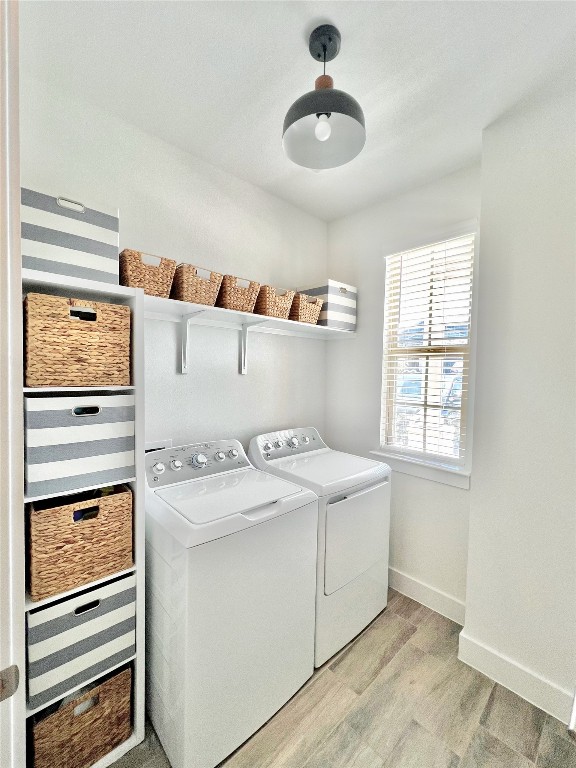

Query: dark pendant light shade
[[282, 25, 366, 170]]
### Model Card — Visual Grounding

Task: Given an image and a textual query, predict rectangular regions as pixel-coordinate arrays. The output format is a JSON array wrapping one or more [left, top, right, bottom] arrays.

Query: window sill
[[370, 450, 470, 489]]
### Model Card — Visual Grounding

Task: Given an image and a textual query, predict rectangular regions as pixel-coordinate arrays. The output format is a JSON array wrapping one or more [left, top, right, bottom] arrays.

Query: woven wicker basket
[[28, 486, 133, 602], [216, 275, 261, 313], [171, 264, 223, 306], [32, 667, 132, 768], [289, 293, 324, 324], [254, 286, 296, 320], [25, 293, 131, 387], [119, 249, 177, 297]]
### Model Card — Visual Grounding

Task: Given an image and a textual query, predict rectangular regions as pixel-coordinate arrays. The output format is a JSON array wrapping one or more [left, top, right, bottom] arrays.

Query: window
[[380, 233, 475, 471]]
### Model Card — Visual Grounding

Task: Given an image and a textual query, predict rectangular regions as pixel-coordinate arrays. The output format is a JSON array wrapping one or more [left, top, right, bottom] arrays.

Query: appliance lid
[[155, 468, 309, 525], [269, 449, 389, 497]]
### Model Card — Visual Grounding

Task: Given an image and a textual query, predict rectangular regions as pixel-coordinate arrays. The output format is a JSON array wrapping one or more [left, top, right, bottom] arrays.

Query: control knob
[[287, 437, 299, 448], [214, 451, 226, 462], [191, 453, 208, 468], [274, 440, 284, 449], [228, 449, 239, 459], [170, 459, 183, 471], [262, 441, 273, 453], [152, 462, 166, 474], [302, 436, 310, 445]]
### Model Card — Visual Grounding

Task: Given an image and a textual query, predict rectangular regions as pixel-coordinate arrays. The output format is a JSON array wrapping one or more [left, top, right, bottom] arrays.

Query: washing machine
[[145, 438, 318, 768], [249, 428, 391, 667]]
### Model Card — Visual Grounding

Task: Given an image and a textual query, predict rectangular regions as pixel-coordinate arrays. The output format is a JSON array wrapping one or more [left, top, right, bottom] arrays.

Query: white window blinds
[[380, 234, 475, 465]]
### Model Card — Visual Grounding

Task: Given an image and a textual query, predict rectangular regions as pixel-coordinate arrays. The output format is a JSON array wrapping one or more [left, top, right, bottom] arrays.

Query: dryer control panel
[[251, 427, 327, 461], [146, 439, 251, 487]]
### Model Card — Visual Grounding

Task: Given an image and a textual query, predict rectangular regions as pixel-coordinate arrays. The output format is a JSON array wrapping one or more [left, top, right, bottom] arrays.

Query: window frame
[[372, 222, 479, 489]]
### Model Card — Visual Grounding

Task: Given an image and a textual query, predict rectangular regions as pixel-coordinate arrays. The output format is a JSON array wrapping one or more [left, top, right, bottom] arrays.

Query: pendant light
[[283, 25, 365, 170]]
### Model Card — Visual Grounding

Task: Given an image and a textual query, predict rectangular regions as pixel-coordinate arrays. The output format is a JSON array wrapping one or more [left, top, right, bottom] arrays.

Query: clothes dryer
[[249, 428, 390, 666]]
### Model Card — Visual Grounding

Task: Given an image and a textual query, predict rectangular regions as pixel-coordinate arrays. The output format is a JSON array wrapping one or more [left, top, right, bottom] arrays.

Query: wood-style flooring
[[112, 590, 576, 768]]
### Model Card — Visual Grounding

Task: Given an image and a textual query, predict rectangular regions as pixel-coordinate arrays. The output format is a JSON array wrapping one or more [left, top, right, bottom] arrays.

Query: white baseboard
[[459, 631, 573, 724], [388, 567, 466, 625]]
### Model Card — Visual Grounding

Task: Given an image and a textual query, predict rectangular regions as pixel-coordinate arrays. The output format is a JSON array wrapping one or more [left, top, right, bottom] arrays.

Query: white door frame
[[0, 2, 25, 766]]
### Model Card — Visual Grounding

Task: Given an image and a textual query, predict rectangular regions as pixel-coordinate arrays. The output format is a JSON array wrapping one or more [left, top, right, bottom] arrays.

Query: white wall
[[460, 71, 576, 722], [19, 75, 328, 447], [326, 165, 481, 622]]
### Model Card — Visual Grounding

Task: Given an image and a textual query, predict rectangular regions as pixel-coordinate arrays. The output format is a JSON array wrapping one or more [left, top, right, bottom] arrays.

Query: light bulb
[[315, 114, 331, 142]]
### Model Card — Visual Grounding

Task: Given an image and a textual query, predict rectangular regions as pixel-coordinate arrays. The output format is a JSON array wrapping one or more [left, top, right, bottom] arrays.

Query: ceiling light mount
[[308, 24, 341, 63], [282, 24, 365, 170]]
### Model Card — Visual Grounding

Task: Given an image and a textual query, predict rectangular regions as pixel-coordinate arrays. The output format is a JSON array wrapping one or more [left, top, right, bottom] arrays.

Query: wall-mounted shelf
[[143, 293, 355, 338], [144, 294, 356, 374]]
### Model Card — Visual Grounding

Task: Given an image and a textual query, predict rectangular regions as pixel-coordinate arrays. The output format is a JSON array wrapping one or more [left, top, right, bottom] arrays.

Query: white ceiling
[[19, 1, 575, 221]]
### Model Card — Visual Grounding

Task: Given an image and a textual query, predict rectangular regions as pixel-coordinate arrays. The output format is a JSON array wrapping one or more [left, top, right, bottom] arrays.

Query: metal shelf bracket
[[239, 321, 268, 375], [181, 312, 206, 374], [181, 314, 269, 375], [240, 325, 249, 375]]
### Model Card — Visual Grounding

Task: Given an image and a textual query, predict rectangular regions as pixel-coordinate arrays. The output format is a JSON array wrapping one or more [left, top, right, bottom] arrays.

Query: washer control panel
[[253, 427, 326, 461], [146, 439, 250, 487]]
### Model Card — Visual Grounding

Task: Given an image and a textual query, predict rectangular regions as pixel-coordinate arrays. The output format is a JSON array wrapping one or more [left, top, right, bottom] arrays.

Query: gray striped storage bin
[[25, 394, 135, 498], [27, 574, 136, 710], [300, 280, 357, 331], [21, 188, 119, 284]]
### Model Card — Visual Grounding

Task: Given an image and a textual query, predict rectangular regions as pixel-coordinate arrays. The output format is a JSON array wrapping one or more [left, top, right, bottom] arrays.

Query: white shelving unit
[[24, 479, 138, 505], [24, 567, 137, 612], [21, 269, 145, 767], [144, 293, 356, 374]]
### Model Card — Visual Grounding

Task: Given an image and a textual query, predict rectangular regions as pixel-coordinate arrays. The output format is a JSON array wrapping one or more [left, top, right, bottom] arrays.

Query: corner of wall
[[459, 631, 574, 724]]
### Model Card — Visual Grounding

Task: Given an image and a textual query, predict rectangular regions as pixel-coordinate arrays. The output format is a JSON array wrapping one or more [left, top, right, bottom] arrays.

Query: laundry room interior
[[0, 2, 575, 768]]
